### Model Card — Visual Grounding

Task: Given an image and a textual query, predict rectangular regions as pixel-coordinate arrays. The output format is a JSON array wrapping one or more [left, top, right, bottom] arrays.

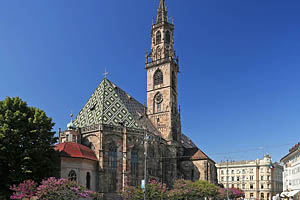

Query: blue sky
[[1, 0, 300, 162]]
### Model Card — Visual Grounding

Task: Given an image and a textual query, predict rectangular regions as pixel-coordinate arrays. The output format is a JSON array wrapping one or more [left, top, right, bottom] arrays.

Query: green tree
[[0, 97, 59, 198], [123, 180, 168, 200]]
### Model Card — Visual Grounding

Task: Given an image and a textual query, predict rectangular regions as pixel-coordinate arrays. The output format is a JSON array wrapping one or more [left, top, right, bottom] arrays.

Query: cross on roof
[[103, 68, 109, 78]]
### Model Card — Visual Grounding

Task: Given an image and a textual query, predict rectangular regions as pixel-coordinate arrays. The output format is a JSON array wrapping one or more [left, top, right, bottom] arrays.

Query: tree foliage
[[123, 179, 219, 200], [217, 187, 245, 199], [0, 97, 59, 198], [167, 179, 219, 200], [123, 179, 167, 200]]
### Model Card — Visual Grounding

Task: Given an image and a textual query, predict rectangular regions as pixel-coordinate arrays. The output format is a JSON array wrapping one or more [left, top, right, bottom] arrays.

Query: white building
[[280, 143, 300, 198], [216, 155, 283, 200]]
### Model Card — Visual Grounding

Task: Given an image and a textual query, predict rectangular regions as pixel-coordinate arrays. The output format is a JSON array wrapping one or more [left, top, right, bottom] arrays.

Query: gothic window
[[172, 71, 176, 89], [108, 144, 117, 168], [108, 143, 117, 192], [154, 92, 163, 113], [191, 169, 194, 181], [86, 172, 91, 189], [156, 47, 162, 59], [165, 47, 169, 58], [172, 126, 177, 141], [148, 147, 155, 158], [165, 31, 171, 44], [68, 170, 77, 182], [154, 69, 163, 85], [131, 148, 139, 186], [156, 31, 161, 44]]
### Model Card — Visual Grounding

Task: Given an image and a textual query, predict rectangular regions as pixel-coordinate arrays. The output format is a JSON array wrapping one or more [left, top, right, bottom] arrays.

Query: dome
[[67, 121, 76, 130]]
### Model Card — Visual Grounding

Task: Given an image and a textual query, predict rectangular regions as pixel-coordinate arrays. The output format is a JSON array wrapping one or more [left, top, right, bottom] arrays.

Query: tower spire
[[158, 0, 166, 10], [157, 0, 168, 23]]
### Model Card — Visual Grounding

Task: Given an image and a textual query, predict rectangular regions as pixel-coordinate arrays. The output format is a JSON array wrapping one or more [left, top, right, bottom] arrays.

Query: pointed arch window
[[68, 170, 77, 182], [108, 144, 118, 168], [172, 71, 176, 89], [108, 143, 117, 192], [156, 31, 161, 44], [154, 69, 163, 85], [165, 31, 171, 44], [86, 172, 91, 189], [131, 148, 139, 186]]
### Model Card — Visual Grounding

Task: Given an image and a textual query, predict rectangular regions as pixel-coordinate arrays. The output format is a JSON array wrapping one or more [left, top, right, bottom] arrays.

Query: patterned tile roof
[[73, 78, 160, 135], [54, 142, 98, 161]]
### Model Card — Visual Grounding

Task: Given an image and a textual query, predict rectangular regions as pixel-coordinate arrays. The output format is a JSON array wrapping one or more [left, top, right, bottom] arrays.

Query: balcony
[[145, 56, 178, 69]]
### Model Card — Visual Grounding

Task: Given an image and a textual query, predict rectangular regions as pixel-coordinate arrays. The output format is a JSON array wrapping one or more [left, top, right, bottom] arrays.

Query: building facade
[[216, 155, 283, 200], [55, 0, 217, 197], [280, 142, 300, 196]]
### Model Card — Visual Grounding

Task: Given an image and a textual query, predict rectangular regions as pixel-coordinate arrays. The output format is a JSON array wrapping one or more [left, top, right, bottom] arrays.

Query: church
[[55, 0, 217, 195]]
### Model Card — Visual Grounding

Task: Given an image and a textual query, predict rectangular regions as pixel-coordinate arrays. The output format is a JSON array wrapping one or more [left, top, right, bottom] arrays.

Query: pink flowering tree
[[167, 179, 193, 199], [10, 180, 37, 200], [217, 187, 245, 199], [229, 187, 245, 199], [10, 177, 93, 200], [122, 186, 144, 200]]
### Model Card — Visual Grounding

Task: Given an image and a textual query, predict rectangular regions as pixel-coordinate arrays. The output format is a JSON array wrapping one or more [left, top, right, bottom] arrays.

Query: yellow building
[[216, 155, 283, 200]]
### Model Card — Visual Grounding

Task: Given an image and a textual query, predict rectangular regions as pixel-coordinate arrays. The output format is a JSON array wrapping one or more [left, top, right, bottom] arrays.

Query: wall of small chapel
[[60, 157, 97, 192]]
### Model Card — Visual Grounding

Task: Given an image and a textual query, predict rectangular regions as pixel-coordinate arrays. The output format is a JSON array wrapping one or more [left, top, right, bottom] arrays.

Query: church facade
[[55, 0, 217, 195]]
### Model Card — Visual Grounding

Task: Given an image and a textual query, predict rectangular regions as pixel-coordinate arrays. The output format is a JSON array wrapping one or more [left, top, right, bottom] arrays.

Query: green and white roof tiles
[[73, 78, 160, 135]]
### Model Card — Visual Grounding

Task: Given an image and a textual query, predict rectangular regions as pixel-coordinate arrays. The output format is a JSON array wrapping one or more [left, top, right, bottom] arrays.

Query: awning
[[288, 190, 300, 197], [280, 192, 289, 197], [281, 191, 300, 197]]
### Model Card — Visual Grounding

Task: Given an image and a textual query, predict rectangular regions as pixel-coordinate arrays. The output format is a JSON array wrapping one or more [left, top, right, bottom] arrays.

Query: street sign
[[141, 179, 145, 189]]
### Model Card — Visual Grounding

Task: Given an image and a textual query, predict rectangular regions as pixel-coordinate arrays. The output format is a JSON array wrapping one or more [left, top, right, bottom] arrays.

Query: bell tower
[[145, 0, 181, 142]]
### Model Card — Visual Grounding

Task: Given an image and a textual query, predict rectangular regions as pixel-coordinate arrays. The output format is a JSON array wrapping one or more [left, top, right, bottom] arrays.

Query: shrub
[[10, 180, 37, 200], [10, 177, 92, 200], [168, 179, 218, 200], [123, 179, 167, 200]]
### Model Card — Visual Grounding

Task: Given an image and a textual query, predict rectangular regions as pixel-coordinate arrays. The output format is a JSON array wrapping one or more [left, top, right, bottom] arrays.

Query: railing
[[81, 124, 100, 133], [145, 56, 178, 68]]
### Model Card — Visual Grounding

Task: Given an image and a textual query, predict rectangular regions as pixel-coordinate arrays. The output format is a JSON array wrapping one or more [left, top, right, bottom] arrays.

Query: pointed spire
[[156, 0, 168, 23], [158, 0, 166, 11]]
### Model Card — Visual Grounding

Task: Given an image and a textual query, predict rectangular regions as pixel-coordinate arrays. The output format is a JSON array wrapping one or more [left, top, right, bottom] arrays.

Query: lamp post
[[143, 131, 151, 200]]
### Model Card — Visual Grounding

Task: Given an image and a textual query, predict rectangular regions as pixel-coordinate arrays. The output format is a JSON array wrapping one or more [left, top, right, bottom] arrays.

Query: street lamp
[[143, 131, 151, 200]]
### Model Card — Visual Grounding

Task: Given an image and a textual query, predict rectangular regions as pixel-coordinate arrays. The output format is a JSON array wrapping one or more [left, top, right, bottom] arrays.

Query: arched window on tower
[[153, 92, 163, 113], [131, 148, 139, 186], [154, 69, 163, 86], [86, 172, 91, 189], [165, 31, 171, 44], [68, 170, 77, 182], [172, 71, 176, 89], [156, 31, 161, 44]]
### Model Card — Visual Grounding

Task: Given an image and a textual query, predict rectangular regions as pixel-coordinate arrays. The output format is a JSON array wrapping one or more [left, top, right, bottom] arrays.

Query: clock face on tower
[[155, 93, 163, 103]]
